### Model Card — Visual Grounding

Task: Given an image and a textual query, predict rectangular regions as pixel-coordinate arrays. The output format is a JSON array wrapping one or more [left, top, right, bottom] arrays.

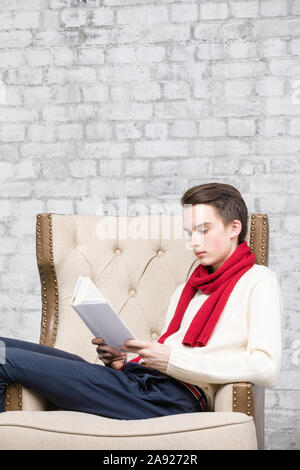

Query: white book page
[[72, 276, 106, 304], [83, 277, 106, 302], [71, 276, 83, 304]]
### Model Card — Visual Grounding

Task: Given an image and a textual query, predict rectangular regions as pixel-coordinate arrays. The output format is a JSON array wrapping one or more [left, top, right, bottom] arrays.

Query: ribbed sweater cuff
[[166, 347, 194, 381]]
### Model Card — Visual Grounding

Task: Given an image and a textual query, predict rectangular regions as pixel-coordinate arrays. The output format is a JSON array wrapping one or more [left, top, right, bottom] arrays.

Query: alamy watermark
[[94, 199, 207, 252], [0, 340, 5, 365]]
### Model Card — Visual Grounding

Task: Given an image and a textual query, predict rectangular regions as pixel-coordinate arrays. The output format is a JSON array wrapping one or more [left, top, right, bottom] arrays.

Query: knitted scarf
[[129, 240, 255, 364]]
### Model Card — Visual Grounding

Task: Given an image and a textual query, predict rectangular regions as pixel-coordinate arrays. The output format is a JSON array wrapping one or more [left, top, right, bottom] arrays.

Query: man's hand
[[120, 340, 171, 373], [92, 338, 128, 370]]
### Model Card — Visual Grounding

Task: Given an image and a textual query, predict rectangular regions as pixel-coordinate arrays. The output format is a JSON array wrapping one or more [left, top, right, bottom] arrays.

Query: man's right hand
[[91, 337, 128, 370]]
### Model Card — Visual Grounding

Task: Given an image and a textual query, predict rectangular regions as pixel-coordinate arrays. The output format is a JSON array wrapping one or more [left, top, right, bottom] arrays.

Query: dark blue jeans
[[0, 336, 205, 420]]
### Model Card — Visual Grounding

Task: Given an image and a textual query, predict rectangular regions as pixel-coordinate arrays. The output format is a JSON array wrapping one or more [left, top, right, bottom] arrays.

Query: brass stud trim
[[232, 383, 253, 417], [248, 213, 268, 266], [36, 213, 59, 357]]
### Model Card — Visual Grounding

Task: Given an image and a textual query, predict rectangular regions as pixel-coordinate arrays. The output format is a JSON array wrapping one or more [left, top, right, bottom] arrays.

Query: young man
[[0, 183, 283, 418], [95, 182, 283, 412]]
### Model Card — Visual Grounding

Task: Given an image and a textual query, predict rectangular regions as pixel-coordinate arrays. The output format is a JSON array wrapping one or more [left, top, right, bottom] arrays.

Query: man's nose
[[189, 233, 204, 248]]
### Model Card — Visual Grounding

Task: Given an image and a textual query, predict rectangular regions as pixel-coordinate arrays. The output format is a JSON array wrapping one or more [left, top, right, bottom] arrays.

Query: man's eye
[[185, 229, 207, 237]]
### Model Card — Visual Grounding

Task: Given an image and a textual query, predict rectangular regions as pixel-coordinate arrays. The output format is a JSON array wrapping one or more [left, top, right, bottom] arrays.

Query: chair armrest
[[214, 382, 265, 450], [21, 387, 50, 411], [5, 384, 49, 412], [214, 383, 233, 412]]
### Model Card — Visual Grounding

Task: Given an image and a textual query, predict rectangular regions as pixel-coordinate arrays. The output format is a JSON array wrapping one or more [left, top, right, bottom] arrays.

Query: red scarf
[[129, 240, 255, 364]]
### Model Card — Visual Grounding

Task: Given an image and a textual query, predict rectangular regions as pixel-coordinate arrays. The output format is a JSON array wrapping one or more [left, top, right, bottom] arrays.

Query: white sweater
[[159, 264, 283, 410]]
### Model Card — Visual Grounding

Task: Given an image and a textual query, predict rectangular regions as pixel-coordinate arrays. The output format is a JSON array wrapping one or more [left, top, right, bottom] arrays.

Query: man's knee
[[0, 338, 16, 365], [0, 337, 13, 349], [0, 347, 24, 384], [0, 346, 22, 367]]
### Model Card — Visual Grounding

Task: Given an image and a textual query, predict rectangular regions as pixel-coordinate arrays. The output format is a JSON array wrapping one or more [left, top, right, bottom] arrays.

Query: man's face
[[182, 203, 241, 272]]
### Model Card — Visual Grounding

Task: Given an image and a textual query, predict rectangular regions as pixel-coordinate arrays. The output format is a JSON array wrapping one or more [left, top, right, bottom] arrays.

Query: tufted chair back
[[35, 213, 268, 365]]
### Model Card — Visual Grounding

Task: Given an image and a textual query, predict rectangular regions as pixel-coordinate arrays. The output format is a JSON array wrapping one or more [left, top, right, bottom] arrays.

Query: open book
[[71, 276, 136, 351]]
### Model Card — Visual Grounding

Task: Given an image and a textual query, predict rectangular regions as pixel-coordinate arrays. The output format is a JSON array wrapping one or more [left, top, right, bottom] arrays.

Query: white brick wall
[[230, 1, 259, 18], [0, 0, 299, 450], [260, 0, 288, 17], [200, 2, 228, 20]]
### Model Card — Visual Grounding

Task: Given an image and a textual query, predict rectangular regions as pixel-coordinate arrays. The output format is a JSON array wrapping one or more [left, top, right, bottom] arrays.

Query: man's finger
[[120, 340, 149, 350], [100, 345, 120, 354], [91, 338, 104, 345]]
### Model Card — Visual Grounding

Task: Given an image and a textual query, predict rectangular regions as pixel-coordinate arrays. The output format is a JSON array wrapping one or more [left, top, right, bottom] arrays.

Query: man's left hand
[[120, 340, 171, 373]]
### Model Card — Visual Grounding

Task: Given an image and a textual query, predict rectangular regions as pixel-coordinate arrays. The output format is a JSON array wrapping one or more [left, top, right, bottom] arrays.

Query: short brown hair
[[180, 182, 248, 245]]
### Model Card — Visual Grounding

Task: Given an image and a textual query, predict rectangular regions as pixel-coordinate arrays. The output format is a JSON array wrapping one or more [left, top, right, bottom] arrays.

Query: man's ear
[[231, 219, 242, 239]]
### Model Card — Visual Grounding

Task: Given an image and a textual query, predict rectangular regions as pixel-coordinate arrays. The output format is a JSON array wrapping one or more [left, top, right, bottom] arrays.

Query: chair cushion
[[0, 410, 257, 450]]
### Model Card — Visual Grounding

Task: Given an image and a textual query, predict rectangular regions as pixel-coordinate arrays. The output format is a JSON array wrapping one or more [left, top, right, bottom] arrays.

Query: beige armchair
[[0, 212, 267, 450]]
